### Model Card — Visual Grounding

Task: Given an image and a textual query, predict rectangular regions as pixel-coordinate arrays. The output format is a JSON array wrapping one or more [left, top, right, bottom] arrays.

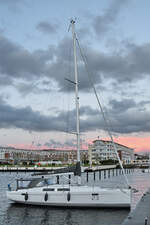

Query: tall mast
[[71, 19, 80, 163]]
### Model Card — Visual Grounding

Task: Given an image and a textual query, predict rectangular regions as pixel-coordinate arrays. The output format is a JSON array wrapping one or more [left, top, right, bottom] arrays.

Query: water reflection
[[4, 203, 129, 225]]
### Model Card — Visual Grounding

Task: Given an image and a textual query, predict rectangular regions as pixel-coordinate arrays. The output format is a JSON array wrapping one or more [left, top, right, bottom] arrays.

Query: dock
[[122, 188, 150, 225], [0, 165, 117, 172], [0, 166, 65, 173]]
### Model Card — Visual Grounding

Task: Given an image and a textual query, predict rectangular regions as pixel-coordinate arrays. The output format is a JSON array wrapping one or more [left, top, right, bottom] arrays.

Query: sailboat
[[6, 20, 131, 208]]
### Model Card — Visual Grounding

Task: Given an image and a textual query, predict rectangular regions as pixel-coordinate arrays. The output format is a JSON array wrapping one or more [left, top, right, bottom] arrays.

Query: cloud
[[36, 21, 59, 35], [44, 139, 77, 148], [79, 41, 150, 84], [0, 74, 13, 86], [106, 98, 150, 134], [0, 35, 56, 86], [44, 140, 64, 148], [79, 99, 150, 135], [0, 35, 44, 78], [109, 99, 137, 113], [92, 0, 129, 36], [1, 94, 150, 135], [1, 29, 150, 97], [0, 0, 26, 12], [15, 81, 52, 96], [0, 96, 67, 132], [44, 37, 102, 93]]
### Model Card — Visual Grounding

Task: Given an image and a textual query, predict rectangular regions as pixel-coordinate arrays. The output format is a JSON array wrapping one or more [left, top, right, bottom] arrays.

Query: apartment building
[[0, 146, 88, 164], [88, 139, 134, 165]]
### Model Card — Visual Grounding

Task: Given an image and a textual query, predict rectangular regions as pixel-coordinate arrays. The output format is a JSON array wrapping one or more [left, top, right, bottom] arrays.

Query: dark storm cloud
[[0, 35, 55, 82], [44, 37, 102, 93], [0, 34, 101, 94], [1, 29, 150, 95], [36, 21, 59, 34], [80, 100, 150, 134], [109, 99, 137, 113], [0, 74, 13, 86], [0, 95, 150, 134], [104, 98, 150, 134], [93, 0, 129, 36], [80, 42, 150, 83], [0, 97, 67, 132], [108, 110, 150, 134], [0, 35, 44, 78], [0, 92, 150, 133], [0, 96, 74, 132]]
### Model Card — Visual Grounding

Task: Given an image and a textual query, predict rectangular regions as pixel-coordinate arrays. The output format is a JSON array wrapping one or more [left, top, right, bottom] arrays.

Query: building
[[0, 146, 88, 165], [88, 139, 134, 165]]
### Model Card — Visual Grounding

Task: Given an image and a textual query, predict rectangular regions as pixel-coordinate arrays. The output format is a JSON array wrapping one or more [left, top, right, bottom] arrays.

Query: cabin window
[[43, 188, 55, 191], [57, 188, 70, 191], [46, 178, 54, 185], [36, 180, 47, 187]]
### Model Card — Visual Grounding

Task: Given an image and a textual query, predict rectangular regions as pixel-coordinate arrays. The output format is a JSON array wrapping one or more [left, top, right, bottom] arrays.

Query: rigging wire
[[76, 38, 130, 188]]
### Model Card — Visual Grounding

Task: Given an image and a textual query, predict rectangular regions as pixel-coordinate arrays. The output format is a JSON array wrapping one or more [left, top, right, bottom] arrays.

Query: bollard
[[99, 170, 101, 180], [68, 174, 71, 184], [145, 217, 148, 225], [108, 170, 110, 178], [104, 170, 106, 179], [56, 175, 59, 184], [86, 172, 89, 182], [94, 171, 96, 181], [112, 169, 114, 176]]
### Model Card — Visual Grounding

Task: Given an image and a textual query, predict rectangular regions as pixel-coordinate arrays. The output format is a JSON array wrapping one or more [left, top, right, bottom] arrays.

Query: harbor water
[[0, 169, 150, 225]]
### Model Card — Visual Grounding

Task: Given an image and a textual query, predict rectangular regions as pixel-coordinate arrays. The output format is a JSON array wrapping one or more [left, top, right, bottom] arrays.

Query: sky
[[0, 0, 150, 152]]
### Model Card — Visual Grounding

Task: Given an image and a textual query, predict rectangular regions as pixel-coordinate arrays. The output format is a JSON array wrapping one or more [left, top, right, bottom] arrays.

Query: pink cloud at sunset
[[7, 143, 81, 151], [114, 136, 150, 153], [7, 136, 150, 153]]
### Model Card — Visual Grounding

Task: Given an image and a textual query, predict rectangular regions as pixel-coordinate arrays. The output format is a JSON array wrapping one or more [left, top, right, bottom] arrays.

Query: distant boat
[[6, 20, 131, 208]]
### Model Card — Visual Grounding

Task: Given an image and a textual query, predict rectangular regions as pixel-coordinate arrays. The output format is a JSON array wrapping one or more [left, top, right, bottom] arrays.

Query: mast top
[[70, 19, 76, 24]]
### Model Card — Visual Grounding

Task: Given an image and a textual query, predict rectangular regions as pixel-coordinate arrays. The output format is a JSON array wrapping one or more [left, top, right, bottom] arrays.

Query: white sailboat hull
[[7, 185, 131, 208]]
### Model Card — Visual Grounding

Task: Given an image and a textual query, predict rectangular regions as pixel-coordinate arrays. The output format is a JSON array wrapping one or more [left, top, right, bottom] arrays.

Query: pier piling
[[86, 172, 88, 182], [93, 171, 96, 181], [99, 170, 101, 180]]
